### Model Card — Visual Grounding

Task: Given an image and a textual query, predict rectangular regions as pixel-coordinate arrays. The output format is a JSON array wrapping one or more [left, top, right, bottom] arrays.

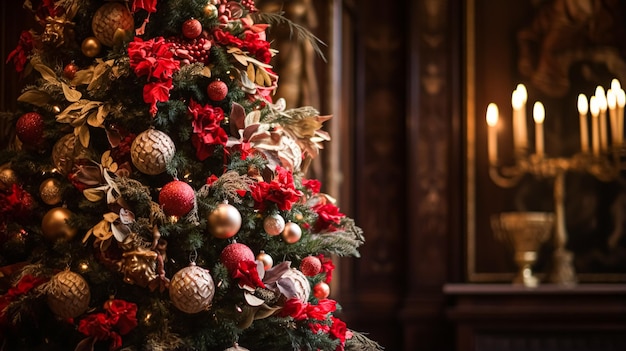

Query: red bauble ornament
[[313, 281, 330, 299], [220, 242, 255, 273], [299, 256, 322, 276], [16, 112, 44, 147], [207, 80, 228, 101], [159, 180, 196, 217], [63, 63, 78, 80], [182, 18, 203, 39]]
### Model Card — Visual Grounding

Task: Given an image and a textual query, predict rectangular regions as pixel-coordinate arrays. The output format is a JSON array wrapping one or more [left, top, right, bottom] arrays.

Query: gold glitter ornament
[[0, 166, 18, 191], [39, 178, 63, 205], [131, 129, 176, 175], [46, 270, 91, 319], [207, 203, 242, 239], [169, 263, 215, 314], [41, 207, 77, 242], [91, 2, 134, 47], [81, 37, 102, 57]]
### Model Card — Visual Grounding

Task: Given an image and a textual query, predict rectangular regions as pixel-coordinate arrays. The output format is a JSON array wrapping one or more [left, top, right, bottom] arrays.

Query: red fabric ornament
[[220, 243, 255, 273], [299, 256, 322, 277], [250, 166, 303, 212], [182, 19, 202, 39], [159, 180, 195, 217], [207, 80, 228, 101], [6, 30, 34, 73], [329, 316, 352, 351], [16, 112, 44, 147], [188, 99, 228, 160], [78, 299, 138, 350], [233, 260, 265, 288]]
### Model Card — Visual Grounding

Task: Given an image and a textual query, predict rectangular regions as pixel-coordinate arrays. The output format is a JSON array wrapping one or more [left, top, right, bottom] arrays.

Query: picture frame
[[465, 0, 626, 283]]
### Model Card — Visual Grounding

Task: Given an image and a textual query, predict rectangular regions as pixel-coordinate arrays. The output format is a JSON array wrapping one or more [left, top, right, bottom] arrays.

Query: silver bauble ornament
[[263, 213, 285, 236]]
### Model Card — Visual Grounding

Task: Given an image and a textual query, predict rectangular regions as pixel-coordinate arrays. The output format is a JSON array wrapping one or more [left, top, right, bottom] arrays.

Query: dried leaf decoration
[[17, 89, 52, 107], [56, 99, 108, 148]]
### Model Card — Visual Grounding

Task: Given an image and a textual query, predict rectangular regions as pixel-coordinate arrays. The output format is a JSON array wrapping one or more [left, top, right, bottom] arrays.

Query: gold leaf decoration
[[62, 83, 82, 102], [17, 90, 52, 107]]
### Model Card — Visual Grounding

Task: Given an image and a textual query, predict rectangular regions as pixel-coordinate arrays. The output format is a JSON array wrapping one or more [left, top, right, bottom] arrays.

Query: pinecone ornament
[[46, 270, 91, 319], [169, 263, 215, 313], [91, 2, 134, 47], [131, 129, 176, 175]]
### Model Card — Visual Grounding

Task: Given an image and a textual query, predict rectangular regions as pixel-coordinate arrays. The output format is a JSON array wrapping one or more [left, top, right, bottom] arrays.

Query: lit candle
[[590, 96, 600, 156], [577, 94, 589, 153], [615, 88, 626, 145], [607, 89, 617, 147], [596, 86, 608, 151], [533, 101, 545, 157], [486, 103, 499, 164], [512, 90, 523, 155], [611, 78, 621, 92], [516, 84, 528, 151]]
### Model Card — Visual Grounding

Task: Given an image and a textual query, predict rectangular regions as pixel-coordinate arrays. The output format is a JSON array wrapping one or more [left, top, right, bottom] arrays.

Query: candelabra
[[486, 82, 625, 285]]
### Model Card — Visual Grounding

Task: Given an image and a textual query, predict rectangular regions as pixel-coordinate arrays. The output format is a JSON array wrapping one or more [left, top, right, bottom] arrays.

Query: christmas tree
[[0, 1, 383, 350]]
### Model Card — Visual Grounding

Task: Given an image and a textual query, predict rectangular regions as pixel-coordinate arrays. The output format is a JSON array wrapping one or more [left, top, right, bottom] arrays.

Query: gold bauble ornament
[[40, 178, 63, 205], [41, 207, 77, 241], [0, 167, 18, 191], [81, 37, 102, 57], [169, 263, 215, 314], [47, 270, 91, 319], [131, 129, 176, 175], [207, 203, 242, 239], [204, 4, 218, 18], [313, 281, 330, 299], [256, 250, 273, 270], [263, 213, 285, 236], [92, 2, 134, 47], [281, 222, 302, 244]]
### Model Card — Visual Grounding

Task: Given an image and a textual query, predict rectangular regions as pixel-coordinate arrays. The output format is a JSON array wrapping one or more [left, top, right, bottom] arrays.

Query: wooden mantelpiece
[[444, 284, 626, 351]]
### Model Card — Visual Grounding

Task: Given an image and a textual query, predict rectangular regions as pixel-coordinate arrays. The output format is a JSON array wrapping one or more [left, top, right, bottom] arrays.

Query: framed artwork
[[465, 0, 626, 282]]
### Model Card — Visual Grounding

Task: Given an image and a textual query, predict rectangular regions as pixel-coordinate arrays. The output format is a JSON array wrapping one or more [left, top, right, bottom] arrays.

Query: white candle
[[533, 101, 545, 157], [615, 88, 626, 145], [596, 86, 608, 151], [577, 94, 589, 152], [607, 89, 617, 147], [516, 84, 528, 151], [512, 90, 524, 155], [611, 78, 621, 92], [590, 96, 600, 156], [486, 103, 499, 164]]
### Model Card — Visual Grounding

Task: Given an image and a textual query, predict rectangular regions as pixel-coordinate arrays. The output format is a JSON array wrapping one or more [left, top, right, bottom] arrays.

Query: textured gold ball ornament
[[256, 250, 273, 270], [92, 2, 134, 47], [47, 270, 91, 319], [41, 207, 77, 241], [81, 37, 102, 57], [207, 203, 242, 239], [40, 178, 63, 205], [169, 263, 215, 314], [281, 222, 302, 244], [131, 129, 176, 175], [263, 213, 285, 236], [0, 167, 18, 191]]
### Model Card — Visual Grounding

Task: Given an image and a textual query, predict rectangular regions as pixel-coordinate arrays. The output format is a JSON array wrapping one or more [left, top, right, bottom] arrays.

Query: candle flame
[[486, 103, 499, 126], [590, 96, 600, 116], [617, 89, 626, 108], [577, 94, 588, 115], [511, 90, 523, 109], [516, 84, 528, 103], [533, 102, 545, 123], [611, 78, 621, 92], [607, 89, 617, 109]]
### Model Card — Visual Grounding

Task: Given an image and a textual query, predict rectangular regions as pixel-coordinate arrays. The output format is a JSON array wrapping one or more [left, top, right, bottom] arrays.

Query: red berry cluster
[[241, 0, 257, 12], [167, 36, 212, 65]]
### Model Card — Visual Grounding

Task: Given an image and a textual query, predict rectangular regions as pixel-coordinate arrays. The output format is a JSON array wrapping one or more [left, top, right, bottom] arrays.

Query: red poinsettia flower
[[128, 37, 180, 116], [318, 254, 336, 284], [131, 0, 157, 13], [312, 202, 345, 232], [279, 298, 337, 321], [78, 299, 138, 350], [302, 178, 321, 194], [0, 274, 48, 326], [0, 184, 35, 223], [233, 260, 266, 288], [188, 99, 229, 160], [6, 30, 34, 73], [250, 166, 303, 211], [329, 316, 353, 351], [242, 32, 272, 64]]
